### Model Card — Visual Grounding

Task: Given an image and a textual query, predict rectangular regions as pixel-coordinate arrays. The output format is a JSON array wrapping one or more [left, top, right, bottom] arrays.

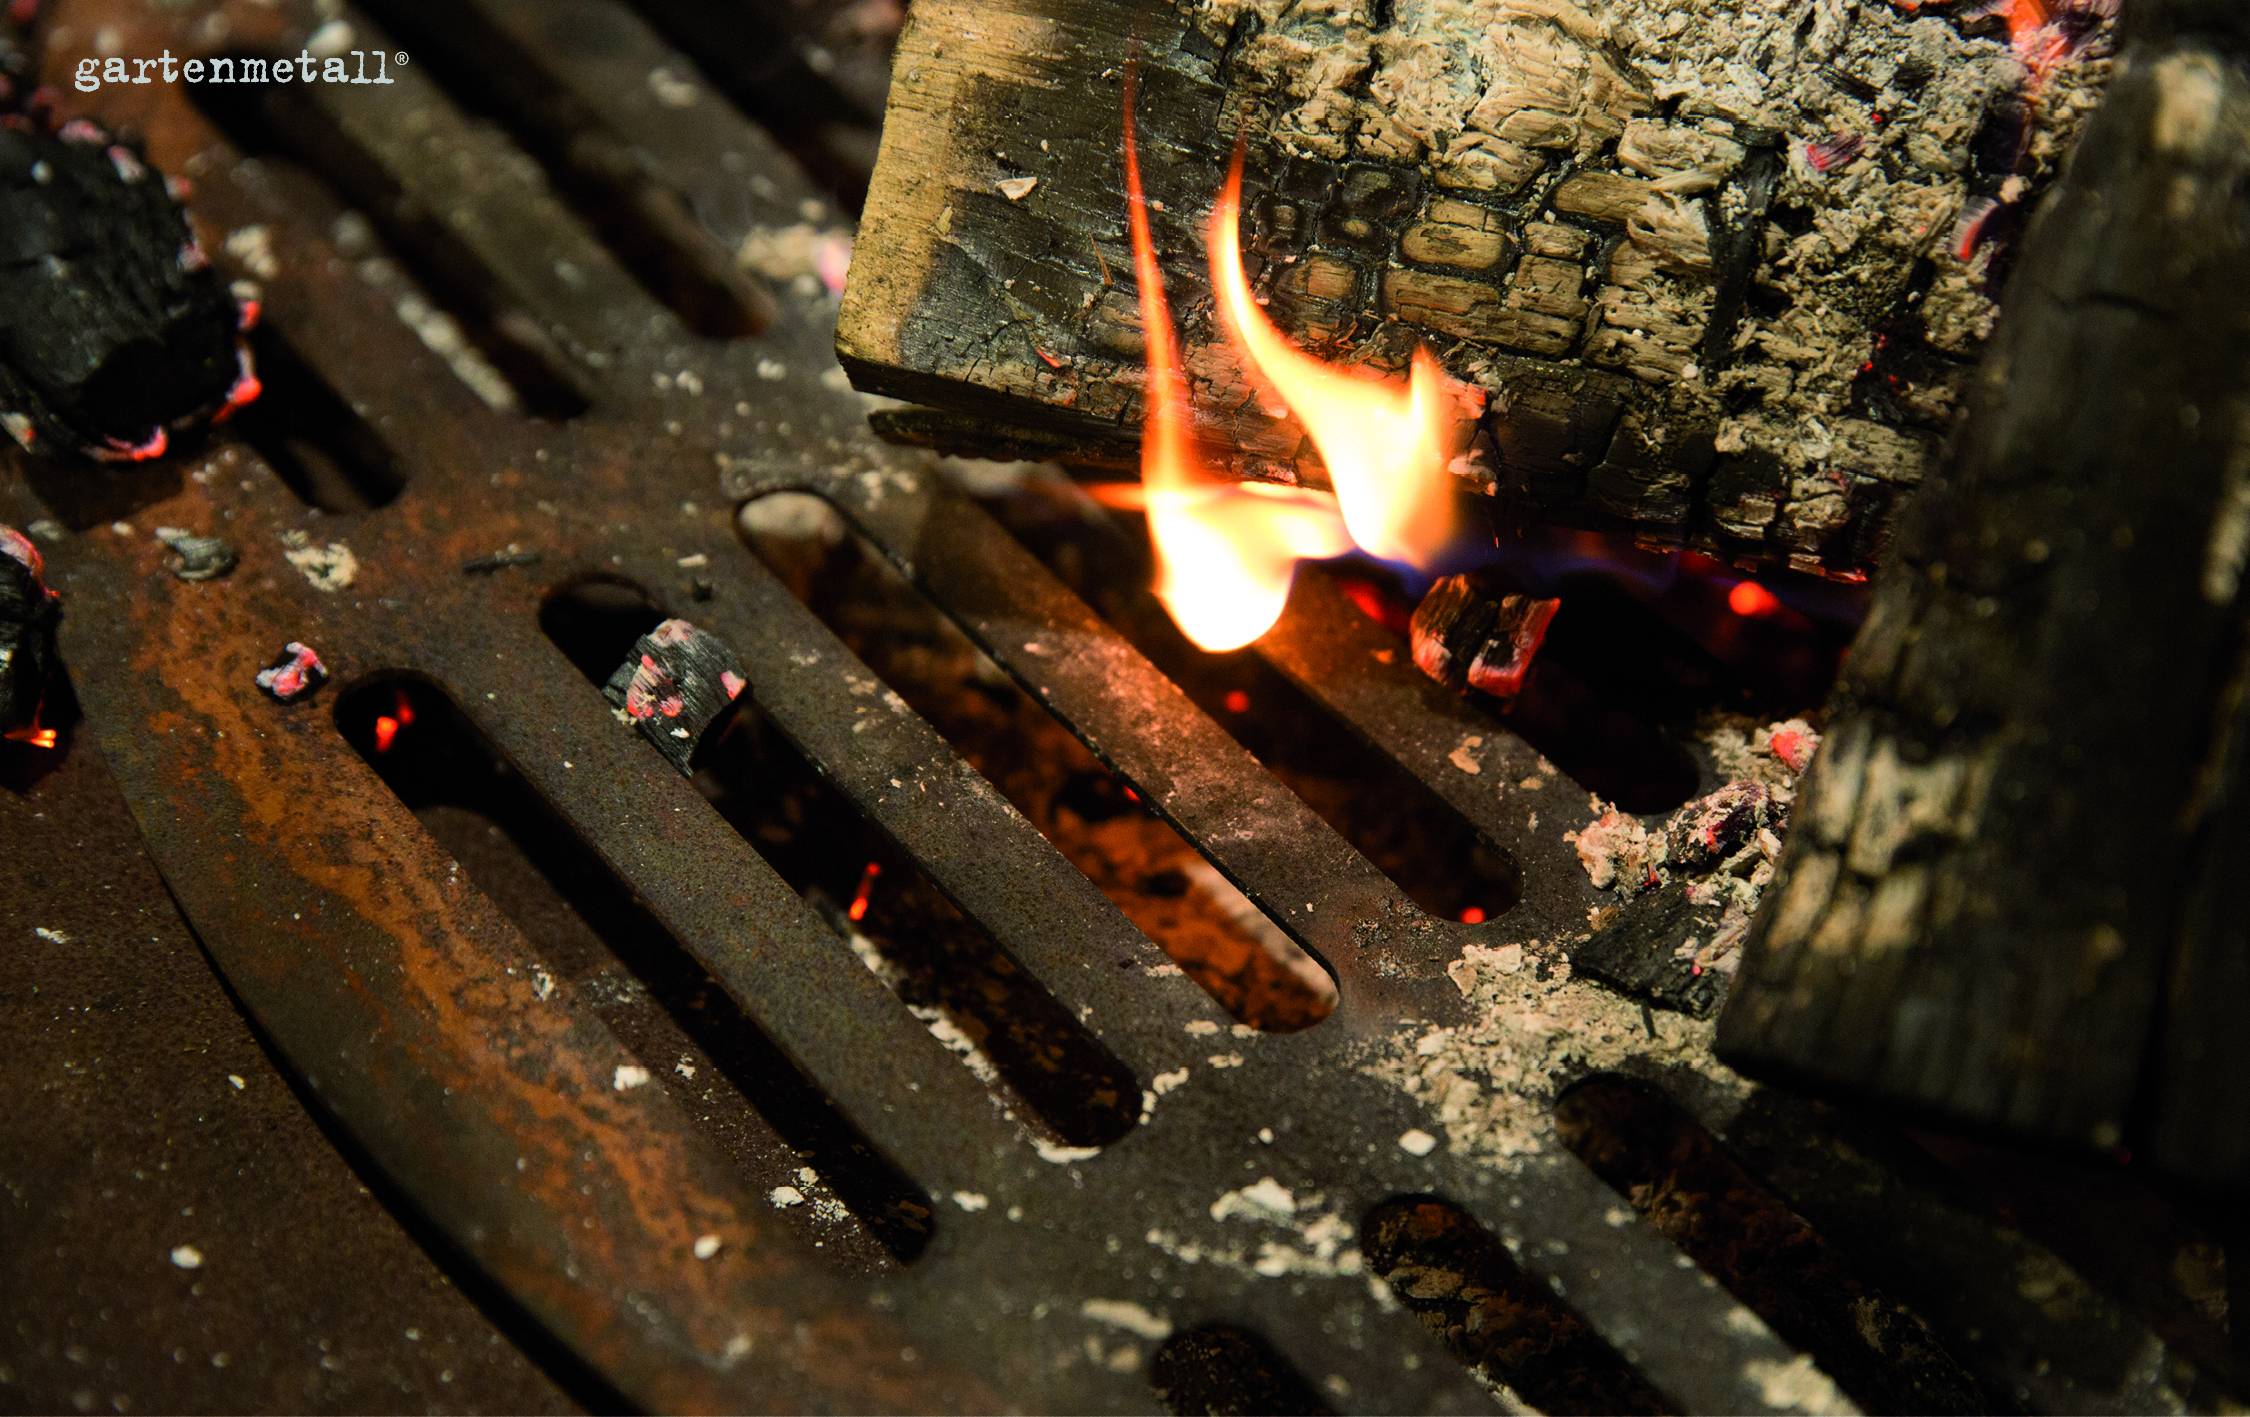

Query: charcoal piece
[[461, 544, 541, 574], [0, 123, 252, 460], [154, 526, 238, 582], [255, 642, 327, 703], [1409, 575, 1559, 700], [1572, 880, 1729, 1018], [1662, 781, 1781, 873], [602, 618, 748, 775], [0, 523, 61, 737]]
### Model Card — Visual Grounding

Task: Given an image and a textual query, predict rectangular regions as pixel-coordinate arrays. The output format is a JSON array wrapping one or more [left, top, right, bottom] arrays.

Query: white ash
[[1361, 941, 1741, 1166], [1147, 1177, 1366, 1279], [279, 531, 357, 592], [1080, 1298, 1174, 1341]]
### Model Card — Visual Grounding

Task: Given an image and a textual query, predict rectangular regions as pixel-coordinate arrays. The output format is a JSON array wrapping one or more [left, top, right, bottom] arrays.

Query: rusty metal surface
[[0, 729, 587, 1415], [5, 0, 2227, 1411]]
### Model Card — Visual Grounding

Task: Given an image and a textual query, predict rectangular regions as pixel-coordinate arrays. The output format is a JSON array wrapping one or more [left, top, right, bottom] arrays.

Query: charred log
[[1718, 2, 2250, 1180], [837, 0, 2112, 580]]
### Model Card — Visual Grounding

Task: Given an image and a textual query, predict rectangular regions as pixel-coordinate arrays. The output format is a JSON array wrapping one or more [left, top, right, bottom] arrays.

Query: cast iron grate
[[13, 0, 2226, 1410]]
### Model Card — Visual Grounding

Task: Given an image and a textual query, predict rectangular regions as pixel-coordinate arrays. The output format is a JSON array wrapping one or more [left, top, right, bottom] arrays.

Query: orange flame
[[1122, 77, 1468, 652], [1207, 151, 1461, 567], [1123, 70, 1351, 652]]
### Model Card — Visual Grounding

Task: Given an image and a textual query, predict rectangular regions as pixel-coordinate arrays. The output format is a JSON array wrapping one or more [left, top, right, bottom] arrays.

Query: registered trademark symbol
[[395, 51, 410, 64]]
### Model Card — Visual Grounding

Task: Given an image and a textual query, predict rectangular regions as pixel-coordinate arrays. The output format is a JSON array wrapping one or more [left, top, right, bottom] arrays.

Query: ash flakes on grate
[[1365, 932, 1739, 1168], [603, 618, 749, 775]]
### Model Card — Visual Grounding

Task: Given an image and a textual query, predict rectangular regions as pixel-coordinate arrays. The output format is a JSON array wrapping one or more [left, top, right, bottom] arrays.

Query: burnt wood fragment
[[0, 523, 59, 736], [1718, 10, 2250, 1172], [0, 124, 247, 459], [1573, 882, 1729, 1019], [604, 619, 750, 776], [1409, 574, 1557, 700]]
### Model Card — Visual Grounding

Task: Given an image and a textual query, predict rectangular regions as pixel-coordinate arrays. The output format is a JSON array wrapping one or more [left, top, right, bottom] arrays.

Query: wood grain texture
[[837, 0, 2104, 579], [1717, 22, 2250, 1170]]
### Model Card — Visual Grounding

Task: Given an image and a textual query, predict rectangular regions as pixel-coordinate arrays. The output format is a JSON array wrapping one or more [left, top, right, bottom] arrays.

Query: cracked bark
[[830, 0, 2077, 581], [1717, 4, 2250, 1179]]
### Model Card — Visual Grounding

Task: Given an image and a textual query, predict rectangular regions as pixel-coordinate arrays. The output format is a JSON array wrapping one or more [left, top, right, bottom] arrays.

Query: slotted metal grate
[[11, 0, 2224, 1410]]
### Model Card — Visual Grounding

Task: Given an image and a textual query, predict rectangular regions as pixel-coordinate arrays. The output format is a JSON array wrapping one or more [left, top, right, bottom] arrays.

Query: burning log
[[0, 119, 258, 459], [839, 0, 2114, 580], [1718, 0, 2250, 1180], [1408, 574, 1558, 700], [603, 619, 750, 775], [0, 522, 60, 742]]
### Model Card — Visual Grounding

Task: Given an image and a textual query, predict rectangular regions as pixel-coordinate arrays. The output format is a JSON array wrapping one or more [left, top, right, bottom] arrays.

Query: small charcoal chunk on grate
[[1410, 575, 1560, 700], [0, 523, 61, 737], [603, 618, 748, 775], [1573, 881, 1731, 1018], [1663, 780, 1781, 872]]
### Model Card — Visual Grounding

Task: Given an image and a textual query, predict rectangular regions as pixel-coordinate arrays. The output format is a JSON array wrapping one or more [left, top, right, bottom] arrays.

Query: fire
[[1122, 74, 1466, 653], [1123, 71, 1350, 652], [1207, 152, 1461, 567]]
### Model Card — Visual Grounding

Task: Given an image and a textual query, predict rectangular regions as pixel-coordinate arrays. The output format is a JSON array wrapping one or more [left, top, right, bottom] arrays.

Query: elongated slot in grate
[[336, 672, 935, 1265], [1149, 1324, 1334, 1416], [539, 576, 1144, 1146], [186, 67, 595, 420], [360, 0, 779, 338], [968, 470, 1530, 918], [230, 328, 405, 513], [1361, 1196, 1673, 1414], [1555, 1078, 1993, 1414], [738, 489, 1338, 1031]]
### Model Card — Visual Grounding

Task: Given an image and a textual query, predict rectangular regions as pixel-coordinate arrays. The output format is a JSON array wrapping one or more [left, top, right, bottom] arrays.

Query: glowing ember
[[373, 684, 417, 751], [1459, 907, 1486, 924], [1223, 690, 1250, 713], [1123, 68, 1350, 652], [1208, 150, 1467, 568], [848, 861, 882, 922], [1728, 581, 1783, 618], [4, 727, 57, 749]]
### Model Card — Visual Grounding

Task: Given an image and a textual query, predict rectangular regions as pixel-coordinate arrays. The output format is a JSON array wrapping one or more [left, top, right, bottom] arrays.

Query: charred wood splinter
[[603, 618, 749, 775], [1410, 574, 1559, 700]]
